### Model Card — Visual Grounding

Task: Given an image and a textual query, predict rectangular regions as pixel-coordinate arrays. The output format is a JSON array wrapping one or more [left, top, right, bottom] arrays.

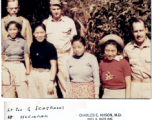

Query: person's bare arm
[[47, 60, 57, 95], [125, 76, 131, 98], [1, 55, 5, 67], [24, 54, 30, 74], [24, 54, 30, 84], [25, 21, 33, 50]]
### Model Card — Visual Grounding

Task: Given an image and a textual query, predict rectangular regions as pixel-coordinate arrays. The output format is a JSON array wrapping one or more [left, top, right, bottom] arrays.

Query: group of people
[[1, 0, 151, 99]]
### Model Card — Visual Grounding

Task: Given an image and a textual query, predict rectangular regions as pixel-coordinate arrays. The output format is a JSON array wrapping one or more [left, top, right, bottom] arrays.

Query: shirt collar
[[7, 14, 19, 18], [49, 15, 65, 22], [8, 36, 19, 42], [113, 55, 123, 61], [132, 37, 150, 48]]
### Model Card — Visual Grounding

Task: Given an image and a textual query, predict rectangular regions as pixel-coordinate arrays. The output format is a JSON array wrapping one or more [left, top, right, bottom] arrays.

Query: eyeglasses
[[8, 7, 19, 10]]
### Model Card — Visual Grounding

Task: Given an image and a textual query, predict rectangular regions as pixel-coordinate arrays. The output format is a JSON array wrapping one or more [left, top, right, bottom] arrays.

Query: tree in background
[[1, 0, 151, 61]]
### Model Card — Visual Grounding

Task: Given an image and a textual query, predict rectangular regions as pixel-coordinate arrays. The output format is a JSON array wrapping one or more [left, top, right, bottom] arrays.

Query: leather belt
[[5, 61, 22, 64], [33, 68, 50, 72], [132, 79, 151, 83], [57, 49, 70, 54]]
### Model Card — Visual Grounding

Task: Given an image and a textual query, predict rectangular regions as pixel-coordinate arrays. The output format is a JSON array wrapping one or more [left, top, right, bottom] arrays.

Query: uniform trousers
[[102, 88, 126, 98], [2, 62, 28, 98], [131, 82, 151, 98], [57, 52, 70, 98], [29, 70, 58, 98]]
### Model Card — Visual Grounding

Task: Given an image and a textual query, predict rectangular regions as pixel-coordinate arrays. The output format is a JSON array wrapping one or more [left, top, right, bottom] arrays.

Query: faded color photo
[[1, 0, 151, 98]]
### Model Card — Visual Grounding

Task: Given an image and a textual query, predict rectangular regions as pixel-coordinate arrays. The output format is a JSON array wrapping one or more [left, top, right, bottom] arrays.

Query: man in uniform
[[43, 0, 77, 98], [1, 0, 32, 49], [123, 17, 151, 98]]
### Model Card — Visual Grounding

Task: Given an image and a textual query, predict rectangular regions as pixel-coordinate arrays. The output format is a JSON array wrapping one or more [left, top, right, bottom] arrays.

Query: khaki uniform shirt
[[43, 16, 77, 51], [1, 15, 32, 49], [123, 38, 151, 80]]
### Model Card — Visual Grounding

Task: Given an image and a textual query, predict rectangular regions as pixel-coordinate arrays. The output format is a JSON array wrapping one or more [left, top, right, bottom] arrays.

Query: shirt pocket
[[46, 28, 53, 35], [128, 52, 137, 59], [145, 57, 151, 63], [129, 59, 138, 66], [144, 57, 151, 74], [46, 28, 54, 41], [61, 28, 72, 38]]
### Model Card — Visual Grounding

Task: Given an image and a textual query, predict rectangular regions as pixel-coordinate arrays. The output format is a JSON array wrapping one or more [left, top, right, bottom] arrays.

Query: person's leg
[[14, 63, 28, 98], [57, 71, 66, 98], [2, 86, 16, 98], [2, 63, 16, 98], [57, 53, 70, 98], [67, 82, 94, 98], [16, 81, 28, 98], [78, 82, 94, 98], [102, 88, 109, 98], [141, 83, 151, 98], [131, 82, 141, 98], [67, 82, 80, 98], [28, 71, 41, 98], [40, 72, 58, 98], [114, 89, 125, 98], [102, 88, 125, 98]]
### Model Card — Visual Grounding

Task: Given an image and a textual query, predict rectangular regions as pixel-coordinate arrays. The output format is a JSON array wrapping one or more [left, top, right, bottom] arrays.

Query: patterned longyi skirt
[[67, 82, 95, 98]]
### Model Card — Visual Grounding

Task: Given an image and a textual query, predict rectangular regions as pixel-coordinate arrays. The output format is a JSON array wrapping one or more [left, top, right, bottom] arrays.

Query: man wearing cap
[[123, 18, 151, 98], [1, 0, 32, 49], [43, 0, 77, 98]]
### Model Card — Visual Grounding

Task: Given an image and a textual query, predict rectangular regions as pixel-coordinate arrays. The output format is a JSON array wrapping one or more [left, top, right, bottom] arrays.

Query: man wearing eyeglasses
[[1, 0, 32, 49]]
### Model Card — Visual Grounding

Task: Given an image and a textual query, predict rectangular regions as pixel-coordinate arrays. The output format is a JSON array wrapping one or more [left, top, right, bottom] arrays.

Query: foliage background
[[1, 0, 151, 97], [2, 0, 151, 62]]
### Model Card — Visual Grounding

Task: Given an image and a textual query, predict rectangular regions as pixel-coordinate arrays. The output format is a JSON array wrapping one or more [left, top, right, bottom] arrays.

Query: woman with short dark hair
[[99, 34, 131, 98], [1, 17, 30, 98], [29, 23, 58, 98], [66, 35, 100, 98]]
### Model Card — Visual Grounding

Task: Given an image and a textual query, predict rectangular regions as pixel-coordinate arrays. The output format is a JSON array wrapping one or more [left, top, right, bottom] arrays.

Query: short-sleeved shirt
[[30, 40, 57, 69], [1, 38, 29, 61], [43, 16, 77, 51], [123, 38, 151, 79], [99, 58, 131, 89], [1, 15, 33, 49]]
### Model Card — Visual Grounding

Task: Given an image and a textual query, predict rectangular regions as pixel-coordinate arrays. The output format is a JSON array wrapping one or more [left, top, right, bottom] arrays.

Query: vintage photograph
[[1, 0, 151, 98], [4, 101, 87, 120]]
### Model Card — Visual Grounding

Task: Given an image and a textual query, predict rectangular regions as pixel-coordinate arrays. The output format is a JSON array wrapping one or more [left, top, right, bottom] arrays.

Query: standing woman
[[66, 35, 100, 98], [99, 34, 131, 98], [1, 17, 30, 98], [29, 23, 58, 98]]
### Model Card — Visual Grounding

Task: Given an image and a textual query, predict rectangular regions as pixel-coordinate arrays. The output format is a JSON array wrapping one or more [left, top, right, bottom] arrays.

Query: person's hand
[[101, 84, 104, 91], [25, 75, 30, 85], [47, 81, 54, 95], [95, 94, 99, 99], [1, 64, 6, 70], [25, 80, 28, 85], [26, 74, 30, 79]]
